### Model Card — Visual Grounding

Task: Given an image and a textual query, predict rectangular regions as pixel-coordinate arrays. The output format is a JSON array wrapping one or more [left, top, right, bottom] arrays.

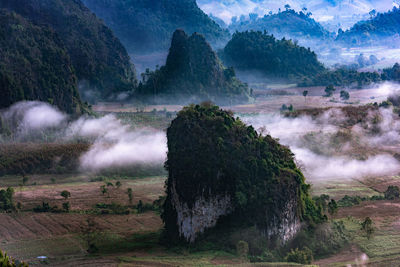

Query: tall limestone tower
[[162, 103, 324, 244]]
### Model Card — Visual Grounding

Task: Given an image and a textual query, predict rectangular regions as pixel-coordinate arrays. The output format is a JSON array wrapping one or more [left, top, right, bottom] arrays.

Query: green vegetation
[[383, 63, 400, 82], [137, 30, 251, 104], [361, 217, 374, 240], [229, 9, 332, 41], [299, 67, 382, 87], [0, 144, 90, 176], [324, 85, 336, 97], [337, 7, 400, 46], [82, 0, 230, 53], [1, 0, 137, 101], [285, 247, 313, 264], [0, 187, 15, 212], [0, 249, 28, 267], [163, 103, 325, 245], [384, 185, 400, 200], [222, 31, 325, 81], [0, 10, 83, 113]]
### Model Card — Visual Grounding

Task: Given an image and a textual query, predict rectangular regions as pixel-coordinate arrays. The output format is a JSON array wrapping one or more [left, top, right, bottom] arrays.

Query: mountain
[[162, 103, 325, 244], [0, 10, 83, 114], [197, 0, 396, 31], [221, 31, 325, 81], [228, 9, 333, 41], [0, 0, 137, 99], [136, 30, 251, 104], [82, 0, 230, 53], [336, 7, 400, 47]]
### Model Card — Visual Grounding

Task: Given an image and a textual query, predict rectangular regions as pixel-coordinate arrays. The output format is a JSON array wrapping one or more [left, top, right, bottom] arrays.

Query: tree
[[384, 185, 400, 200], [22, 176, 29, 186], [325, 85, 336, 97], [116, 181, 122, 189], [328, 199, 338, 215], [361, 217, 374, 239], [62, 202, 70, 212], [236, 240, 249, 258], [61, 190, 71, 200], [340, 90, 350, 100], [137, 200, 144, 213], [303, 90, 308, 102], [127, 188, 133, 204], [0, 187, 15, 211], [80, 217, 103, 253], [100, 185, 108, 196], [284, 4, 291, 11]]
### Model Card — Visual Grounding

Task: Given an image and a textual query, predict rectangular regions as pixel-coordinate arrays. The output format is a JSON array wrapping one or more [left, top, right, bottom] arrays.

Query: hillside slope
[[0, 0, 137, 98], [82, 0, 230, 53], [0, 10, 83, 114], [222, 31, 325, 81], [228, 9, 332, 41], [136, 30, 251, 104], [336, 7, 400, 47]]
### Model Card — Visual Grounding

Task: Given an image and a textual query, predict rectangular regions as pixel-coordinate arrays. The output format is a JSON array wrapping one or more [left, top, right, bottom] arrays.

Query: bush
[[384, 185, 400, 200], [236, 240, 249, 258], [0, 249, 28, 267], [285, 247, 313, 264], [0, 187, 15, 212]]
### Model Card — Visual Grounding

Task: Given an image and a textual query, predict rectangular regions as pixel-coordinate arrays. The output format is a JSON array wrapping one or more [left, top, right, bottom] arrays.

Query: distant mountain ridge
[[228, 9, 332, 41], [336, 7, 400, 46], [82, 0, 230, 54]]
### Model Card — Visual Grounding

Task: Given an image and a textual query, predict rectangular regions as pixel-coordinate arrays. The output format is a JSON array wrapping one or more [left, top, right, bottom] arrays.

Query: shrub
[[0, 187, 15, 212], [285, 247, 313, 264], [384, 185, 400, 200], [236, 240, 249, 258]]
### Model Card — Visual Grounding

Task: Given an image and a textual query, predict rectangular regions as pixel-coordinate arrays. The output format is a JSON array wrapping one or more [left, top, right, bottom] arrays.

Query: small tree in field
[[325, 85, 336, 97], [328, 199, 338, 215], [384, 185, 400, 200], [361, 217, 374, 239], [116, 181, 122, 189], [100, 185, 107, 196], [63, 202, 70, 212], [303, 90, 308, 102], [61, 190, 71, 200], [127, 188, 133, 204], [340, 90, 350, 100]]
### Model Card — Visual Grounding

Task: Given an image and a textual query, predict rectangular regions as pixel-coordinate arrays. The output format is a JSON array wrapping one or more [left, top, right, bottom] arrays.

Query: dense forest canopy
[[82, 0, 230, 53], [228, 9, 332, 41], [162, 103, 325, 243], [222, 31, 325, 81], [136, 30, 251, 104], [0, 0, 137, 99], [0, 10, 83, 114], [336, 7, 400, 46]]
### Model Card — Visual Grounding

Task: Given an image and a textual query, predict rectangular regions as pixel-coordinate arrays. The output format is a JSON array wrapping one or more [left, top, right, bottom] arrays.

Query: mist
[[0, 101, 167, 173], [240, 98, 400, 181]]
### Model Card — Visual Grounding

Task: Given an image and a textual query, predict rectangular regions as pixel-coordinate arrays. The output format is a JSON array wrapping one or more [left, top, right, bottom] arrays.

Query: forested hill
[[221, 31, 325, 81], [228, 9, 332, 41], [0, 10, 84, 114], [0, 0, 137, 99], [336, 7, 400, 46], [82, 0, 230, 53], [136, 30, 251, 104]]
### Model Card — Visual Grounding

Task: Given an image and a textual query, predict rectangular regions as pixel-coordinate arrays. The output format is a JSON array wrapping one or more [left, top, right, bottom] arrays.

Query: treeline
[[228, 9, 332, 41], [336, 7, 400, 46], [300, 63, 400, 87], [221, 31, 325, 81]]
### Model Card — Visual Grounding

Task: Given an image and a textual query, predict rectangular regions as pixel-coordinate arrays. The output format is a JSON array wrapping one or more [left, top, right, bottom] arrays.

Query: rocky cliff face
[[162, 103, 324, 245]]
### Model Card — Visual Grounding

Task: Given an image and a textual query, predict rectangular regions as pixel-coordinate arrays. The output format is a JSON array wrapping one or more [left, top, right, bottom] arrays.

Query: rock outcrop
[[136, 30, 251, 105], [162, 103, 324, 244]]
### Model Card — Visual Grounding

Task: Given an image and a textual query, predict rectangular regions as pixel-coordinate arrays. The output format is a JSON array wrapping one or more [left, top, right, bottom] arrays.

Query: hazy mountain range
[[198, 0, 399, 30]]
